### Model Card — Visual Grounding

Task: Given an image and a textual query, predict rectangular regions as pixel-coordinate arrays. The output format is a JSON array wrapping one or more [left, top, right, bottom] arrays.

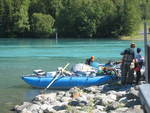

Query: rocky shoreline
[[13, 83, 144, 113]]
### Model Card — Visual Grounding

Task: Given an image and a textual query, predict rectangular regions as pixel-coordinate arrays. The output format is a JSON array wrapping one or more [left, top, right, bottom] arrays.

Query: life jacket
[[122, 48, 134, 63]]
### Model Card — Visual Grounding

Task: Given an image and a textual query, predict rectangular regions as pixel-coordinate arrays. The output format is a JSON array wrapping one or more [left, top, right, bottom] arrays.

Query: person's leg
[[127, 68, 134, 84], [121, 64, 127, 85], [136, 71, 141, 84]]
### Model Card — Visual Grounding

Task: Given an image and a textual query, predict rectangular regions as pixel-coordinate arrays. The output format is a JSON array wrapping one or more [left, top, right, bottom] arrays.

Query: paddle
[[42, 63, 70, 93]]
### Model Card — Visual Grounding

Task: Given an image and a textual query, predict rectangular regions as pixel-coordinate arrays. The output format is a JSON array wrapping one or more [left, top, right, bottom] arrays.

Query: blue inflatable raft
[[22, 75, 117, 89]]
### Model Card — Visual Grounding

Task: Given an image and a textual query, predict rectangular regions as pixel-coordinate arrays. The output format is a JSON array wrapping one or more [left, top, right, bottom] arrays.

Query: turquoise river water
[[0, 38, 145, 113]]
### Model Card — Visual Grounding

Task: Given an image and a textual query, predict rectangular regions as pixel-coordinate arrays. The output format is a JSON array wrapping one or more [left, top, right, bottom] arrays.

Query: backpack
[[122, 48, 134, 63]]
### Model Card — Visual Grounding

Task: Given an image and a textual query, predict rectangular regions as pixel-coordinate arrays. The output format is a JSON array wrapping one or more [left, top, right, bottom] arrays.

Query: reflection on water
[[0, 38, 144, 112]]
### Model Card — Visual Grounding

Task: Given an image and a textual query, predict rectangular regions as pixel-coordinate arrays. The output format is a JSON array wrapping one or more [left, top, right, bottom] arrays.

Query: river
[[0, 38, 144, 113]]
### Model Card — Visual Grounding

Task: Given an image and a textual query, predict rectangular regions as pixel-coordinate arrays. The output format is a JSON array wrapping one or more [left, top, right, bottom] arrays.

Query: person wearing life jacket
[[121, 43, 136, 85], [85, 56, 95, 65], [135, 48, 144, 84]]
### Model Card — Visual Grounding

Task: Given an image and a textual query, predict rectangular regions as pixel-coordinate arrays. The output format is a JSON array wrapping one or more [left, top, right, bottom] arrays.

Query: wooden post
[[147, 45, 150, 83]]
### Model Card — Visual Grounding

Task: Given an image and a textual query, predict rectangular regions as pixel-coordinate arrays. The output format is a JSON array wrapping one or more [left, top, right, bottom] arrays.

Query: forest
[[0, 0, 150, 38]]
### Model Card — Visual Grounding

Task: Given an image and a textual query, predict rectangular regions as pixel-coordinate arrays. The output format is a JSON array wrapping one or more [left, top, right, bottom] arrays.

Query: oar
[[42, 63, 70, 93]]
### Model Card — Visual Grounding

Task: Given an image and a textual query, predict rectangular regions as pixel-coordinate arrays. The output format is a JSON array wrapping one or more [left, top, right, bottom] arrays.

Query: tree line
[[0, 0, 149, 38]]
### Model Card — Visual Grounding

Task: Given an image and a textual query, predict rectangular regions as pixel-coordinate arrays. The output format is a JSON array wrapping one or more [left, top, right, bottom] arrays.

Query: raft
[[22, 74, 117, 89]]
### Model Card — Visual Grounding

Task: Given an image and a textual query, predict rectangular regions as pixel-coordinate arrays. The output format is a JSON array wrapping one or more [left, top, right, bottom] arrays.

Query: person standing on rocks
[[135, 48, 144, 84], [120, 43, 136, 85]]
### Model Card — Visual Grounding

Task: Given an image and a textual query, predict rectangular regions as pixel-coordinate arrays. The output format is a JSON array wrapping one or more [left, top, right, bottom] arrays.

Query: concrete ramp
[[139, 84, 150, 113]]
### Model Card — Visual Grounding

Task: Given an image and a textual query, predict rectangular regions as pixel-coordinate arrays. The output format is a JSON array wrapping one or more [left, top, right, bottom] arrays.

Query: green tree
[[121, 0, 141, 35], [29, 0, 47, 15], [0, 0, 4, 34], [95, 0, 117, 37], [0, 0, 145, 38], [13, 0, 30, 34], [30, 13, 55, 37], [57, 0, 103, 38], [139, 0, 150, 20], [43, 0, 63, 19], [0, 0, 14, 36]]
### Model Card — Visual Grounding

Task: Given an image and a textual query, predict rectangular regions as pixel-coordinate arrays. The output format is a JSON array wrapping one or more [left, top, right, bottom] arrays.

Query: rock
[[76, 95, 88, 104], [83, 86, 99, 93], [48, 95, 57, 103], [56, 91, 66, 97], [134, 85, 140, 90], [59, 97, 72, 102], [109, 107, 129, 113], [107, 94, 117, 101], [94, 94, 107, 100], [40, 104, 52, 111], [102, 84, 123, 92], [53, 105, 67, 111], [130, 105, 144, 113], [33, 93, 56, 103], [77, 111, 87, 113], [44, 107, 57, 113], [92, 109, 107, 113], [94, 94, 109, 106], [68, 98, 87, 107], [126, 87, 139, 99], [106, 90, 117, 95], [49, 100, 62, 106], [114, 105, 144, 113], [119, 97, 128, 103], [69, 87, 81, 93], [15, 102, 32, 112], [32, 100, 41, 105], [98, 85, 105, 91], [64, 92, 71, 97], [95, 105, 105, 111], [26, 104, 40, 112], [139, 81, 146, 85], [94, 98, 102, 105], [68, 100, 80, 106], [86, 93, 95, 100], [78, 101, 88, 106], [115, 91, 127, 99], [57, 110, 67, 113], [106, 90, 126, 99], [72, 92, 81, 98], [107, 101, 124, 110], [20, 108, 32, 113], [125, 99, 141, 107], [94, 97, 116, 106], [69, 87, 83, 98]]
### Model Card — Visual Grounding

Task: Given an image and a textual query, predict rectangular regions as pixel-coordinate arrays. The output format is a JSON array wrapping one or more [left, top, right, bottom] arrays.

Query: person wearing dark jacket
[[121, 43, 136, 85]]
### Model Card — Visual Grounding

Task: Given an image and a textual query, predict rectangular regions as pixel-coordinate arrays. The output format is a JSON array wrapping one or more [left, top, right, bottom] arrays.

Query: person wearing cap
[[120, 43, 136, 85], [135, 48, 144, 84], [85, 56, 95, 65]]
